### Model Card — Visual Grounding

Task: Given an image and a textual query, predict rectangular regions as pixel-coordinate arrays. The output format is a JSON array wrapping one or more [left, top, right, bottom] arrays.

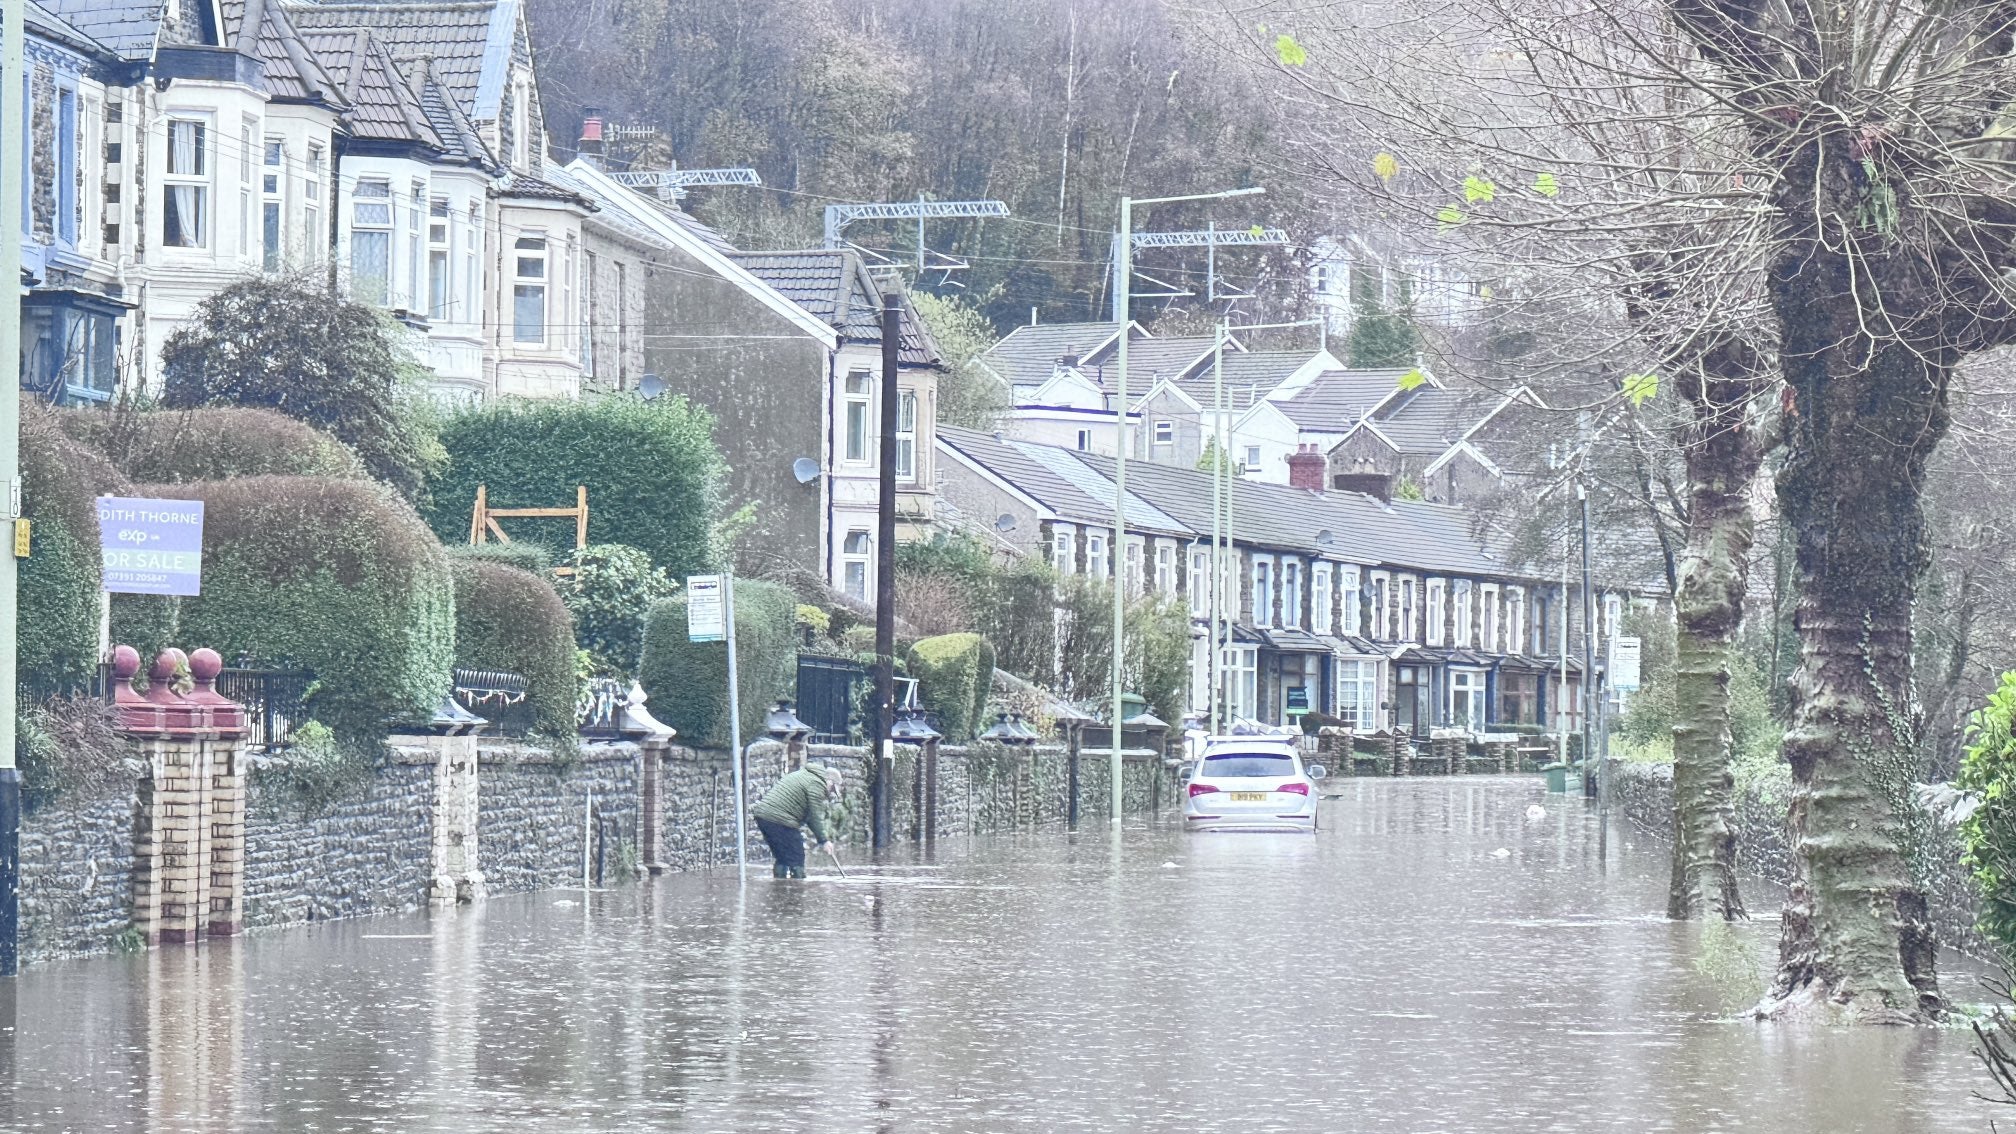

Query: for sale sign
[[97, 496, 204, 596]]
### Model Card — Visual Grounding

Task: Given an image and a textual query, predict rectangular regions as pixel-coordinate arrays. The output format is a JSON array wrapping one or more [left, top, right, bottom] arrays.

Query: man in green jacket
[[752, 764, 842, 878]]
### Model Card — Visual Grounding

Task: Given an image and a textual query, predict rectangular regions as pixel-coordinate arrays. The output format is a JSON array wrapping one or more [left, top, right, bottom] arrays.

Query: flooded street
[[0, 776, 1994, 1133]]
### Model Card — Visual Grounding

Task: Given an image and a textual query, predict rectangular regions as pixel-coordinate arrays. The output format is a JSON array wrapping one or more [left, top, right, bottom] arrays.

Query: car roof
[[1202, 738, 1299, 753]]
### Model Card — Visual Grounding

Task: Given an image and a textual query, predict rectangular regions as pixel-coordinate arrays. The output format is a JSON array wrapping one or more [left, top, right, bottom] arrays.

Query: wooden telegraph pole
[[873, 289, 900, 849]]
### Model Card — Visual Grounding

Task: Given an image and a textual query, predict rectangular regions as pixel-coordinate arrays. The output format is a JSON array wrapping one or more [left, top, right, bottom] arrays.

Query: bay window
[[428, 197, 451, 318], [303, 143, 324, 262], [512, 235, 547, 343], [844, 371, 871, 463], [350, 178, 392, 305], [1337, 659, 1378, 730], [1450, 669, 1486, 730], [842, 530, 871, 600], [896, 390, 917, 480], [261, 139, 284, 270]]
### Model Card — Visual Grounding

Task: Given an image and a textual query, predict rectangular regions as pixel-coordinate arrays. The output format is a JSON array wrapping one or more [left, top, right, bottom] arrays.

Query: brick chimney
[[578, 108, 605, 168], [1332, 470, 1396, 502], [1286, 443, 1327, 492]]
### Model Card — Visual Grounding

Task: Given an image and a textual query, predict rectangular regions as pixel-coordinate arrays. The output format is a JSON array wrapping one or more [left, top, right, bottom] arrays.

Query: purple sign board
[[97, 496, 204, 596]]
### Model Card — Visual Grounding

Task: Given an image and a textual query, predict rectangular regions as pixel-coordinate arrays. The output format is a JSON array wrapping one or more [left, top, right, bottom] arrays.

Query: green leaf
[[1435, 204, 1465, 228], [1533, 171, 1560, 198], [1249, 224, 1265, 238], [1463, 175, 1496, 204], [1274, 33, 1307, 66], [1372, 152, 1399, 182], [1623, 372, 1660, 407], [1397, 368, 1427, 391]]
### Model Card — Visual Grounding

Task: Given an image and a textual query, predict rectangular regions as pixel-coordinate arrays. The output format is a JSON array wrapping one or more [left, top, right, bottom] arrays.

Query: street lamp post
[[1, 0, 27, 976], [1109, 186, 1264, 825]]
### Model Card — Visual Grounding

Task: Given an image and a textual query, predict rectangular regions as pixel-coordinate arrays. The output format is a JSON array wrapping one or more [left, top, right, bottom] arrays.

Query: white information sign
[[1610, 635, 1642, 692], [686, 574, 726, 642]]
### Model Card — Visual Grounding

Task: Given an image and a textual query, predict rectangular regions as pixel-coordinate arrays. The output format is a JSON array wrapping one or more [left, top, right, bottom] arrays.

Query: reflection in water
[[0, 777, 1999, 1132]]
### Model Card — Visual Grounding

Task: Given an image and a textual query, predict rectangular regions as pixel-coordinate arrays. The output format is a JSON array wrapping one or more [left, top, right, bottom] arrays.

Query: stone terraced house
[[936, 424, 1644, 737]]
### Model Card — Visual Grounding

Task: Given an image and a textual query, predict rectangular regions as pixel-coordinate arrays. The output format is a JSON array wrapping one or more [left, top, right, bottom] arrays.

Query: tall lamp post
[[1, 0, 27, 976], [1108, 186, 1265, 825]]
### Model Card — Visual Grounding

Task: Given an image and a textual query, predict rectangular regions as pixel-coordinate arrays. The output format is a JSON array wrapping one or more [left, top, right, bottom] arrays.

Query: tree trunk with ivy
[[1761, 180, 1948, 1023], [1667, 354, 1764, 922]]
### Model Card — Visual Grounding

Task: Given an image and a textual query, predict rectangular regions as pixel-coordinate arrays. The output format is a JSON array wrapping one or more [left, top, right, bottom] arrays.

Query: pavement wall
[[20, 737, 1174, 964], [1609, 761, 1990, 961]]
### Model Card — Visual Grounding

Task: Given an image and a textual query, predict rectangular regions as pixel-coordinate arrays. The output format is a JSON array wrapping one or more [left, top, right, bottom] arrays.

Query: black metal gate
[[796, 655, 866, 744]]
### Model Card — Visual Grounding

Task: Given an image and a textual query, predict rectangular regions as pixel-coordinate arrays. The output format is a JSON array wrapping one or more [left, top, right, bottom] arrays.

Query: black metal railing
[[216, 667, 314, 750], [17, 662, 115, 707], [453, 667, 533, 738], [797, 654, 867, 744]]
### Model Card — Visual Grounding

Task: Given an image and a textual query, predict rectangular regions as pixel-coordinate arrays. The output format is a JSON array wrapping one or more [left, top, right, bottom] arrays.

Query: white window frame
[[1399, 576, 1417, 642], [1604, 592, 1624, 648], [1053, 528, 1076, 575], [1507, 586, 1526, 654], [1312, 564, 1333, 635], [1482, 584, 1501, 653], [1243, 444, 1262, 472], [1449, 669, 1487, 730], [843, 371, 872, 464], [1154, 542, 1176, 594], [1341, 566, 1362, 635], [1371, 572, 1390, 640], [1337, 658, 1378, 730], [842, 530, 872, 601], [1426, 578, 1446, 646], [162, 115, 211, 249], [1189, 547, 1210, 617], [261, 137, 285, 271], [303, 142, 324, 263], [1226, 646, 1258, 722], [512, 234, 548, 344], [1124, 536, 1146, 595], [1153, 420, 1174, 446], [1282, 559, 1303, 630], [1076, 428, 1093, 452], [1086, 533, 1108, 579], [428, 195, 451, 319], [896, 390, 918, 481], [1253, 557, 1274, 628], [1454, 580, 1473, 648], [350, 177, 393, 305], [406, 179, 425, 310]]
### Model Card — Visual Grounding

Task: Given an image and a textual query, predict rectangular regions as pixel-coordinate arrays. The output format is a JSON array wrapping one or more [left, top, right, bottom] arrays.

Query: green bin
[[1542, 762, 1569, 794]]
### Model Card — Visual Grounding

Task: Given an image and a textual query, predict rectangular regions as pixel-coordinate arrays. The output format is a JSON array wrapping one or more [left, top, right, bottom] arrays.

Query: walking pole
[[825, 845, 850, 879]]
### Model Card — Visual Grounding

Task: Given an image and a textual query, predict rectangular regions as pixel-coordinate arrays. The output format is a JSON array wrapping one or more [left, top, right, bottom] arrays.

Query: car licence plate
[[1229, 792, 1267, 802]]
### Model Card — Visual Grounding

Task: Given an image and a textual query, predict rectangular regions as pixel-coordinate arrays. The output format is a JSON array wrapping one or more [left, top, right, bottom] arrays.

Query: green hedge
[[450, 559, 578, 737], [424, 396, 725, 579], [57, 406, 365, 484], [639, 578, 796, 748], [157, 475, 455, 738], [447, 540, 557, 574], [555, 543, 677, 677], [19, 419, 127, 687], [907, 632, 995, 741]]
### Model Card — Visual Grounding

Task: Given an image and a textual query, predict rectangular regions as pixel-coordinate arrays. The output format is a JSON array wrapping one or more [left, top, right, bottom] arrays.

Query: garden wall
[[1610, 761, 1990, 961]]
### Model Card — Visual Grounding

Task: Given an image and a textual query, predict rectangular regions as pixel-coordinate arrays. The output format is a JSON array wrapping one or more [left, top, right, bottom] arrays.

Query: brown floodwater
[[0, 776, 1997, 1132]]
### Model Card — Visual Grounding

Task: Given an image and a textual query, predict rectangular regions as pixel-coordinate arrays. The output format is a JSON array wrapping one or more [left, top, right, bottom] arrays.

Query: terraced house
[[937, 425, 1641, 738]]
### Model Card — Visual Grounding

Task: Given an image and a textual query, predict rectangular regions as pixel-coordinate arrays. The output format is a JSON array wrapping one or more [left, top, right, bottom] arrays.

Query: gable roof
[[301, 27, 443, 145], [937, 426, 1185, 532], [558, 158, 839, 350], [1271, 368, 1413, 430], [1171, 349, 1328, 412], [981, 320, 1129, 390], [282, 0, 519, 122], [728, 249, 942, 368], [24, 0, 123, 59], [215, 0, 347, 104]]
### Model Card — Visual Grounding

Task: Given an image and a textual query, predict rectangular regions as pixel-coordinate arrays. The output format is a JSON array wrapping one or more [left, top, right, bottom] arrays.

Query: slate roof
[[939, 426, 1144, 529], [729, 250, 941, 368], [1171, 350, 1323, 411], [301, 28, 443, 144], [23, 0, 120, 58], [641, 198, 739, 254], [496, 168, 588, 205], [1358, 386, 1478, 455], [1272, 368, 1411, 430], [1108, 334, 1217, 387], [37, 0, 169, 61], [412, 61, 493, 166], [981, 320, 1127, 389], [283, 0, 512, 122]]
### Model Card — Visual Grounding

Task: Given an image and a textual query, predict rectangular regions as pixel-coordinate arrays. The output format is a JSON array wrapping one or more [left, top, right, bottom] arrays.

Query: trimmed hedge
[[19, 417, 127, 687], [450, 559, 578, 737], [447, 540, 557, 574], [424, 396, 725, 579], [555, 543, 677, 677], [57, 405, 365, 484], [907, 632, 995, 741], [155, 476, 455, 738], [639, 578, 796, 748]]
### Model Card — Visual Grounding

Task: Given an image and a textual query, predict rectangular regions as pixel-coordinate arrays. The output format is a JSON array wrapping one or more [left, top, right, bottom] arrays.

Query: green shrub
[[450, 559, 579, 737], [638, 579, 797, 748], [424, 396, 725, 579], [447, 540, 557, 574], [1055, 578, 1189, 727], [906, 633, 995, 741], [1961, 672, 2016, 959], [16, 695, 131, 814], [19, 417, 126, 687], [157, 275, 436, 501], [554, 544, 678, 677], [159, 476, 455, 738], [57, 405, 365, 484]]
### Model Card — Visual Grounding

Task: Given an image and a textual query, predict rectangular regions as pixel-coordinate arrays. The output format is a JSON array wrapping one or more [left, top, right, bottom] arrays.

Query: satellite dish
[[1314, 529, 1335, 546], [994, 513, 1018, 533], [791, 458, 821, 485], [638, 373, 667, 400]]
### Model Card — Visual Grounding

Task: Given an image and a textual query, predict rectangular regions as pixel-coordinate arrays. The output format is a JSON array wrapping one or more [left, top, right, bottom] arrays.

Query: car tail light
[[1188, 782, 1221, 797], [1277, 783, 1310, 796]]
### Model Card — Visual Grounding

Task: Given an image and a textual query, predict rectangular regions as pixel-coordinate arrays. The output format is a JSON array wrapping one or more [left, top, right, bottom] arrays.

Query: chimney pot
[[1286, 445, 1327, 492]]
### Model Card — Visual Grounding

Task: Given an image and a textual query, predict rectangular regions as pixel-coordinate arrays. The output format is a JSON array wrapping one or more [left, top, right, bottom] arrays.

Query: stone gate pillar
[[391, 697, 488, 906], [187, 649, 249, 937]]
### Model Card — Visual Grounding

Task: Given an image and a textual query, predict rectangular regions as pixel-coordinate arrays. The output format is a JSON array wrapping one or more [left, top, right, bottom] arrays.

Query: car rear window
[[1202, 753, 1296, 778]]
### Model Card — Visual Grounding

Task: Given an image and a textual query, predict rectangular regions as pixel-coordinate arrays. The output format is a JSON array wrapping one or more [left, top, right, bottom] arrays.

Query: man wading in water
[[751, 764, 842, 878]]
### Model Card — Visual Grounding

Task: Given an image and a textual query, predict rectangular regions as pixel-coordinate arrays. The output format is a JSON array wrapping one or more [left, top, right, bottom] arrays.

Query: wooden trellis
[[468, 484, 589, 574]]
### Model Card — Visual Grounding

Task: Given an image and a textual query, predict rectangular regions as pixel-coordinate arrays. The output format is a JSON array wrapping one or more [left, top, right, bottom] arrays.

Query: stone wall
[[21, 734, 1177, 964], [19, 761, 148, 963], [1610, 761, 1990, 961]]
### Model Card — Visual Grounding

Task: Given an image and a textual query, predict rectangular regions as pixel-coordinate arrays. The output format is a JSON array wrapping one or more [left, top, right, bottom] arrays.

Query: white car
[[1183, 738, 1326, 832]]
